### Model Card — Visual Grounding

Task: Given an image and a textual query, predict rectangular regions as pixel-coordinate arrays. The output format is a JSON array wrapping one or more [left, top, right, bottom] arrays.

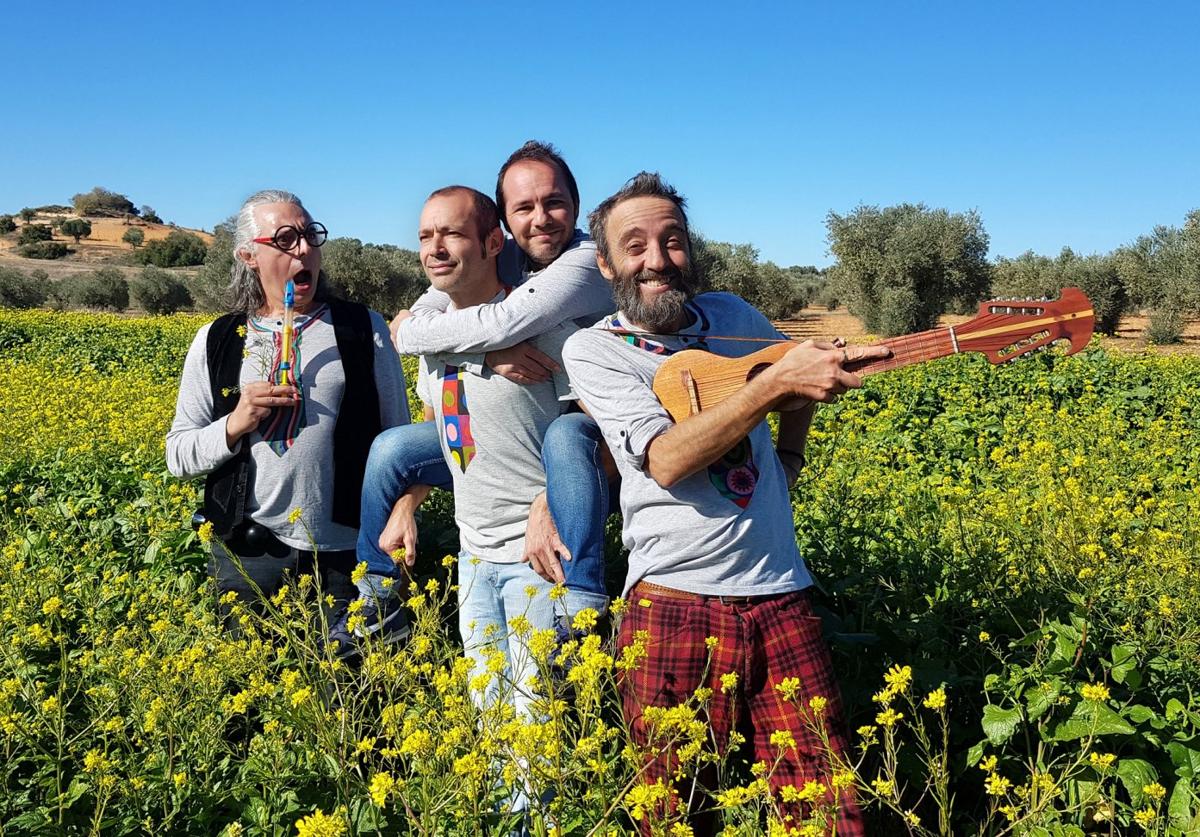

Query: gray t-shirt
[[561, 292, 814, 598], [398, 231, 614, 372], [418, 288, 577, 563], [166, 305, 410, 551]]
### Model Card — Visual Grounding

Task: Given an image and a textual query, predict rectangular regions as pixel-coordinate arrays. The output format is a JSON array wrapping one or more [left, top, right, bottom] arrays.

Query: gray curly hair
[[228, 189, 328, 314]]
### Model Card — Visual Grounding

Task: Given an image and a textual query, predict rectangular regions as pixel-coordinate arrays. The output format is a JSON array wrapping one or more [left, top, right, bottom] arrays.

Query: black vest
[[203, 300, 381, 537]]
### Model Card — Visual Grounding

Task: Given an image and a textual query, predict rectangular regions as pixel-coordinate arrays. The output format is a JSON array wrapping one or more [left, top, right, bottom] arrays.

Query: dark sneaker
[[324, 594, 411, 660]]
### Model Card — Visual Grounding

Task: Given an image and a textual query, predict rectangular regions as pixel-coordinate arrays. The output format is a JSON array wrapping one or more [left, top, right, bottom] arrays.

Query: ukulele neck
[[847, 326, 958, 376]]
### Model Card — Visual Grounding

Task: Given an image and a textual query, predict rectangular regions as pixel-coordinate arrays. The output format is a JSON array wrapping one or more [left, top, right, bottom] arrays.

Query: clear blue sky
[[2, 1, 1196, 267]]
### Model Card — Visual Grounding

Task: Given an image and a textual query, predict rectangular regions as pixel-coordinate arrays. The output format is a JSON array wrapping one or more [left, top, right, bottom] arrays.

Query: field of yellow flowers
[[1, 309, 1198, 836]]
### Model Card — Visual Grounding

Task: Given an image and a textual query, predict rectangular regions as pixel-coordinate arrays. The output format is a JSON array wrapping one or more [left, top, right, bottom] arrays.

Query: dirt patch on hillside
[[0, 212, 212, 277]]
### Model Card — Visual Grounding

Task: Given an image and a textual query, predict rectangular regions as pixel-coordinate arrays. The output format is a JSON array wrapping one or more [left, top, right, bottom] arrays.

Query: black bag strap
[[203, 313, 251, 536], [328, 300, 381, 528]]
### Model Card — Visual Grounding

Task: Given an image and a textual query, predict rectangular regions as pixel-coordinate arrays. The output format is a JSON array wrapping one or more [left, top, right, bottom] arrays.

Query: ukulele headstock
[[954, 287, 1094, 364]]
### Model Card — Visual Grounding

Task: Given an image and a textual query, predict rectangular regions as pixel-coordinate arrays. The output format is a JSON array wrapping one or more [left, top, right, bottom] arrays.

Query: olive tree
[[827, 203, 992, 335]]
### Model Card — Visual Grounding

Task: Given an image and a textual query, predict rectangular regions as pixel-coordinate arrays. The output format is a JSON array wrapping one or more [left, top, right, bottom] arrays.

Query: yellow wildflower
[[775, 676, 799, 700], [985, 773, 1012, 796], [923, 686, 947, 710], [624, 779, 672, 820], [294, 808, 346, 837], [572, 608, 599, 633], [769, 729, 796, 750], [875, 707, 903, 727], [1142, 782, 1166, 801], [368, 772, 395, 807], [1081, 683, 1110, 702], [883, 664, 912, 693]]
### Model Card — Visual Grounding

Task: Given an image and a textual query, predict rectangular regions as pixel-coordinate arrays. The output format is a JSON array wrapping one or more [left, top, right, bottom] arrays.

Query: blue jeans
[[358, 417, 611, 612], [458, 552, 556, 826], [540, 412, 612, 615], [458, 552, 557, 719], [356, 422, 451, 577]]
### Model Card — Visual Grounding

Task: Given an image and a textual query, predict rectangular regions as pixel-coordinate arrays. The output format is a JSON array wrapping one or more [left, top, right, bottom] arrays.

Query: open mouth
[[291, 270, 314, 291], [638, 274, 677, 292]]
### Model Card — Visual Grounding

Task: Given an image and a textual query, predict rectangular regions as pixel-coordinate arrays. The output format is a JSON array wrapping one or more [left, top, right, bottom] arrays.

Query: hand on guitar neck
[[767, 340, 894, 407]]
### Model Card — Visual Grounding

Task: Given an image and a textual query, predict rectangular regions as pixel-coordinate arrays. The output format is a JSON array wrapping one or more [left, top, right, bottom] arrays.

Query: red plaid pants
[[618, 584, 865, 836]]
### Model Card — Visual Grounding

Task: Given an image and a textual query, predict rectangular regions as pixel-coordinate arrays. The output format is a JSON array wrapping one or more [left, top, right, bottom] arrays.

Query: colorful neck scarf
[[248, 304, 327, 456]]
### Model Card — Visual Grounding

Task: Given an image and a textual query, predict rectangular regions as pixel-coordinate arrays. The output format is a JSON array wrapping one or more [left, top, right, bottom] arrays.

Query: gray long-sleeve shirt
[[395, 230, 614, 371], [166, 305, 409, 550]]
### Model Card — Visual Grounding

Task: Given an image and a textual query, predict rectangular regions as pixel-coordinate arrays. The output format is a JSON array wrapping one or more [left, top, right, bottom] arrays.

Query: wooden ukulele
[[651, 287, 1095, 422]]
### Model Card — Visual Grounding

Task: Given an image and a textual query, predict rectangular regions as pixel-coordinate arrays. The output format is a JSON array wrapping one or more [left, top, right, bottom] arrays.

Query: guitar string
[[672, 328, 958, 398]]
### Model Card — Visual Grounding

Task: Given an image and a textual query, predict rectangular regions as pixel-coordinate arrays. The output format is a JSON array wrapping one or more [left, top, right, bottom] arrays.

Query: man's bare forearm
[[390, 484, 433, 519], [776, 403, 816, 487], [645, 372, 780, 488]]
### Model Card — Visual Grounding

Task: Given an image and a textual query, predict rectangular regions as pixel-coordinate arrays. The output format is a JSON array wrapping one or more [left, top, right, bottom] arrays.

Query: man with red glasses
[[166, 189, 409, 632]]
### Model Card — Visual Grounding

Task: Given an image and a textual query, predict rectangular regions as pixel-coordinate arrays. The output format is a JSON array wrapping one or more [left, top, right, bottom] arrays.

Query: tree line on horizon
[[2, 187, 1198, 342]]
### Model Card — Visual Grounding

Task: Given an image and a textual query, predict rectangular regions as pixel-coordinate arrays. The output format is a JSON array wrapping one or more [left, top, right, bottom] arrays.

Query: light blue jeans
[[458, 551, 557, 827], [457, 552, 557, 720], [358, 417, 612, 616]]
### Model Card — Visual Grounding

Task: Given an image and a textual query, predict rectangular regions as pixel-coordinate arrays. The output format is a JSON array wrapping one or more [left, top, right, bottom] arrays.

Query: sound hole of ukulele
[[747, 363, 773, 382]]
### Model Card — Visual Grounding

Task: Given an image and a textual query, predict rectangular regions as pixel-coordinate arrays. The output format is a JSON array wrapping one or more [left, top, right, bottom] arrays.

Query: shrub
[[1146, 308, 1184, 344], [71, 186, 136, 218], [190, 216, 236, 311], [122, 227, 145, 249], [59, 218, 92, 244], [19, 241, 70, 260], [136, 230, 208, 268], [62, 268, 129, 311], [993, 249, 1129, 335], [141, 205, 163, 224], [0, 215, 15, 234], [44, 278, 70, 310], [321, 237, 426, 313], [130, 266, 192, 315], [786, 265, 828, 312], [17, 224, 53, 245], [0, 267, 46, 308], [827, 203, 992, 335], [689, 233, 799, 319]]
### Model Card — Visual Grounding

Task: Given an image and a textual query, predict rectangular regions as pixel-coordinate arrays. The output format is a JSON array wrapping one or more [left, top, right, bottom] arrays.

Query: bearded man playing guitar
[[562, 172, 890, 835]]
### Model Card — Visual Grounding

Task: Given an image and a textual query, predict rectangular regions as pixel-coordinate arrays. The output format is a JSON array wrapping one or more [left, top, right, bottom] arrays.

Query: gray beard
[[612, 267, 698, 334]]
